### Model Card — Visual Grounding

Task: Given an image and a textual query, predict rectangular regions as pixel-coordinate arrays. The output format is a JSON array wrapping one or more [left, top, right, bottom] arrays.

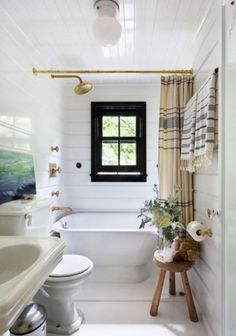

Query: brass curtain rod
[[32, 67, 193, 75]]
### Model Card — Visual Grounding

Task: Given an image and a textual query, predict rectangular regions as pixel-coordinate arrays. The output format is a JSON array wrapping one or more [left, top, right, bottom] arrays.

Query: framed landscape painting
[[0, 149, 36, 204]]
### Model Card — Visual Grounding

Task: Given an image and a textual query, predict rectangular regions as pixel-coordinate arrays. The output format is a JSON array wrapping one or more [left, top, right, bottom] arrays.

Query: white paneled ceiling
[[0, 0, 213, 84]]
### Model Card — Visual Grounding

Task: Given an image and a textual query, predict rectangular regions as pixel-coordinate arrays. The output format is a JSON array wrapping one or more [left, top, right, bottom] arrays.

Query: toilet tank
[[0, 197, 52, 236]]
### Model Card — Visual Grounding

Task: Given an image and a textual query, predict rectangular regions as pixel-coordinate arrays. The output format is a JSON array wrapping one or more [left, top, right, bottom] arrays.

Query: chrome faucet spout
[[51, 206, 73, 212]]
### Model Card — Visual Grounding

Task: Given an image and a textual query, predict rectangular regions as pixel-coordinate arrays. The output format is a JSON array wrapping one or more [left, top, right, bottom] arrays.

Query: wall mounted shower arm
[[51, 74, 83, 83], [50, 73, 93, 95]]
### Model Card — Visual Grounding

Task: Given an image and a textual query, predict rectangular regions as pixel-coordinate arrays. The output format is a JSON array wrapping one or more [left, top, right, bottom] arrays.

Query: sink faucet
[[51, 206, 73, 212]]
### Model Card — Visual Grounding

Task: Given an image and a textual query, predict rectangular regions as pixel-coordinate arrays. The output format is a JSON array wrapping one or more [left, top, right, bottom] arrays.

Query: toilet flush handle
[[24, 213, 32, 227]]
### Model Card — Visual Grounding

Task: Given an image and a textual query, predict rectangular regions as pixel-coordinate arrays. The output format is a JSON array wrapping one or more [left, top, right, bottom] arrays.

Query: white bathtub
[[53, 212, 158, 283]]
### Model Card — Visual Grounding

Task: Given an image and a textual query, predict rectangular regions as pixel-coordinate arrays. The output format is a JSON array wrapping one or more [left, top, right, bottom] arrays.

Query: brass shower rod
[[32, 67, 193, 76]]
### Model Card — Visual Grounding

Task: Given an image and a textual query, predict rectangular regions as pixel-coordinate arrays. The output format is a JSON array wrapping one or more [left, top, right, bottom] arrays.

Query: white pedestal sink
[[0, 236, 65, 334]]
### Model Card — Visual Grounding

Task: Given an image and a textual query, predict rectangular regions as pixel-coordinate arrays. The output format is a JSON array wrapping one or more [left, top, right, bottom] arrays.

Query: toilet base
[[47, 308, 84, 335], [34, 289, 85, 335]]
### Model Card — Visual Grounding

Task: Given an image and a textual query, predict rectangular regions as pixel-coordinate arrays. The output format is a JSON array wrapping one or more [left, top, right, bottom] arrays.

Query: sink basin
[[0, 244, 41, 285], [0, 236, 65, 333]]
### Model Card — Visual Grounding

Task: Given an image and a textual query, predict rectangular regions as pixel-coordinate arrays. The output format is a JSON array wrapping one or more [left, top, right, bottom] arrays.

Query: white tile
[[79, 270, 185, 302], [48, 301, 208, 336], [47, 268, 208, 336]]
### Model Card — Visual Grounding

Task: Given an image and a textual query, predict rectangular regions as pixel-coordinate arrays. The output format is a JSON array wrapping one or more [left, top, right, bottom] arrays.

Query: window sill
[[91, 174, 147, 182]]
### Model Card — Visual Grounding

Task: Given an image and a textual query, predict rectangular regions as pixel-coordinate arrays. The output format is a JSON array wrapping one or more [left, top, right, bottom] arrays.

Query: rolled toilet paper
[[186, 221, 206, 242]]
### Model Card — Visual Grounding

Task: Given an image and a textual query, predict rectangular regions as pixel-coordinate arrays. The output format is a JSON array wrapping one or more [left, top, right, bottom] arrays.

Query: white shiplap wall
[[0, 9, 66, 224], [191, 1, 222, 336], [62, 85, 159, 211], [224, 2, 236, 334]]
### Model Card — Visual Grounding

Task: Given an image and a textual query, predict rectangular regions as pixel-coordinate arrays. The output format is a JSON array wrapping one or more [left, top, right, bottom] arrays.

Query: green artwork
[[0, 150, 36, 204]]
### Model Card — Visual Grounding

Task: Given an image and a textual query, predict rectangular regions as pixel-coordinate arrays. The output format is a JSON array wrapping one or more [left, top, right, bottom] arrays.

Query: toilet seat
[[49, 254, 91, 278]]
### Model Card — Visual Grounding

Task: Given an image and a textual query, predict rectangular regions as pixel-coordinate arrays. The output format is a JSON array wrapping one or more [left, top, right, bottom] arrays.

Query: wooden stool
[[150, 251, 198, 322]]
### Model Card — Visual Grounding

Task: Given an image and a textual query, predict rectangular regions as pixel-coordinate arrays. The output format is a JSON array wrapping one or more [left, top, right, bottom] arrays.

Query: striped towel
[[194, 72, 217, 167], [180, 94, 197, 172], [181, 71, 218, 171]]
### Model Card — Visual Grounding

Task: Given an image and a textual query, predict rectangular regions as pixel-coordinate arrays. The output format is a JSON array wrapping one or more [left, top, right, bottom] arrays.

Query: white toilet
[[35, 254, 93, 334], [0, 197, 94, 335]]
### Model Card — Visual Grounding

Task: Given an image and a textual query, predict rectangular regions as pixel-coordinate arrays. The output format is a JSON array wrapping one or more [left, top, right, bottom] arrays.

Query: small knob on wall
[[51, 146, 59, 152], [49, 163, 62, 177], [53, 166, 62, 174], [51, 190, 60, 197], [76, 162, 82, 169], [206, 208, 220, 219]]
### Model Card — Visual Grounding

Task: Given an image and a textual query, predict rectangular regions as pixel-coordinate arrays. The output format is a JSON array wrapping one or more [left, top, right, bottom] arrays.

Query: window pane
[[102, 116, 118, 137], [102, 142, 118, 165], [120, 116, 136, 136], [120, 142, 136, 165]]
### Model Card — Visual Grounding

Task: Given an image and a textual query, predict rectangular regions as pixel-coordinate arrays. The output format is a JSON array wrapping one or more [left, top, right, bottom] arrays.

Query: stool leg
[[150, 270, 166, 316], [181, 271, 198, 322], [169, 272, 176, 295]]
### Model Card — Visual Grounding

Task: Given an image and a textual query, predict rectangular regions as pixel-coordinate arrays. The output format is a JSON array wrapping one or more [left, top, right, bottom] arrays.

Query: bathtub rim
[[53, 210, 156, 234]]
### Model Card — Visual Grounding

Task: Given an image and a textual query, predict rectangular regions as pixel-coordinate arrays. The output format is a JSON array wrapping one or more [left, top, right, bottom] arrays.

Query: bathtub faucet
[[51, 206, 73, 212]]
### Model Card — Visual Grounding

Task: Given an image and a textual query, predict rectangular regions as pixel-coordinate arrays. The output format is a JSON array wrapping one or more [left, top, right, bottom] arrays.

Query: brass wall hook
[[51, 146, 59, 152], [51, 190, 60, 197]]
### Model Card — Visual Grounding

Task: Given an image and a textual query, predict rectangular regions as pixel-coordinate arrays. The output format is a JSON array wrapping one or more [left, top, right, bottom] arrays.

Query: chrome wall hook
[[207, 208, 220, 219]]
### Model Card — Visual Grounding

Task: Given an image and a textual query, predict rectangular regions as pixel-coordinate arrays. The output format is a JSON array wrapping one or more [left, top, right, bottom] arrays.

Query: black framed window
[[91, 102, 146, 182]]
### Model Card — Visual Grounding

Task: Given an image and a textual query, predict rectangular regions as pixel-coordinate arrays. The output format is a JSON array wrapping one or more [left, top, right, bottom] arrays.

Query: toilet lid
[[49, 254, 91, 277]]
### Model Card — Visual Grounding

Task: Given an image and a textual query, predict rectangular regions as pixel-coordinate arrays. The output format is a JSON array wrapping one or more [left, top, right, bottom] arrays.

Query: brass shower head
[[51, 74, 93, 95]]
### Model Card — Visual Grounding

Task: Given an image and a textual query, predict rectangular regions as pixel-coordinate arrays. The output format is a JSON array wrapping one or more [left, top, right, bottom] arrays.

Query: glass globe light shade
[[93, 15, 122, 47]]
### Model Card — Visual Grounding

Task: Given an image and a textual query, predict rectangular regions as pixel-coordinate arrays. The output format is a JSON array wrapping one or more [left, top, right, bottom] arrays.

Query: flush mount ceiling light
[[93, 0, 122, 47]]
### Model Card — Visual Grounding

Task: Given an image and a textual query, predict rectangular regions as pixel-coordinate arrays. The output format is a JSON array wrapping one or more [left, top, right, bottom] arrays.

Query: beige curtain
[[158, 75, 194, 226]]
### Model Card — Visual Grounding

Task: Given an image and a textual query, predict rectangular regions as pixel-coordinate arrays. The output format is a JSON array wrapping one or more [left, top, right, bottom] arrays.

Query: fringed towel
[[194, 72, 217, 167], [181, 71, 218, 171], [180, 94, 197, 172]]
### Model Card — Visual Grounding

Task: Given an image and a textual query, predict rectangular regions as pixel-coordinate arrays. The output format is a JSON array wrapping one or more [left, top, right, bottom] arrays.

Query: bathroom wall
[[224, 2, 236, 335], [62, 85, 159, 211], [0, 10, 65, 223], [191, 1, 222, 335]]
